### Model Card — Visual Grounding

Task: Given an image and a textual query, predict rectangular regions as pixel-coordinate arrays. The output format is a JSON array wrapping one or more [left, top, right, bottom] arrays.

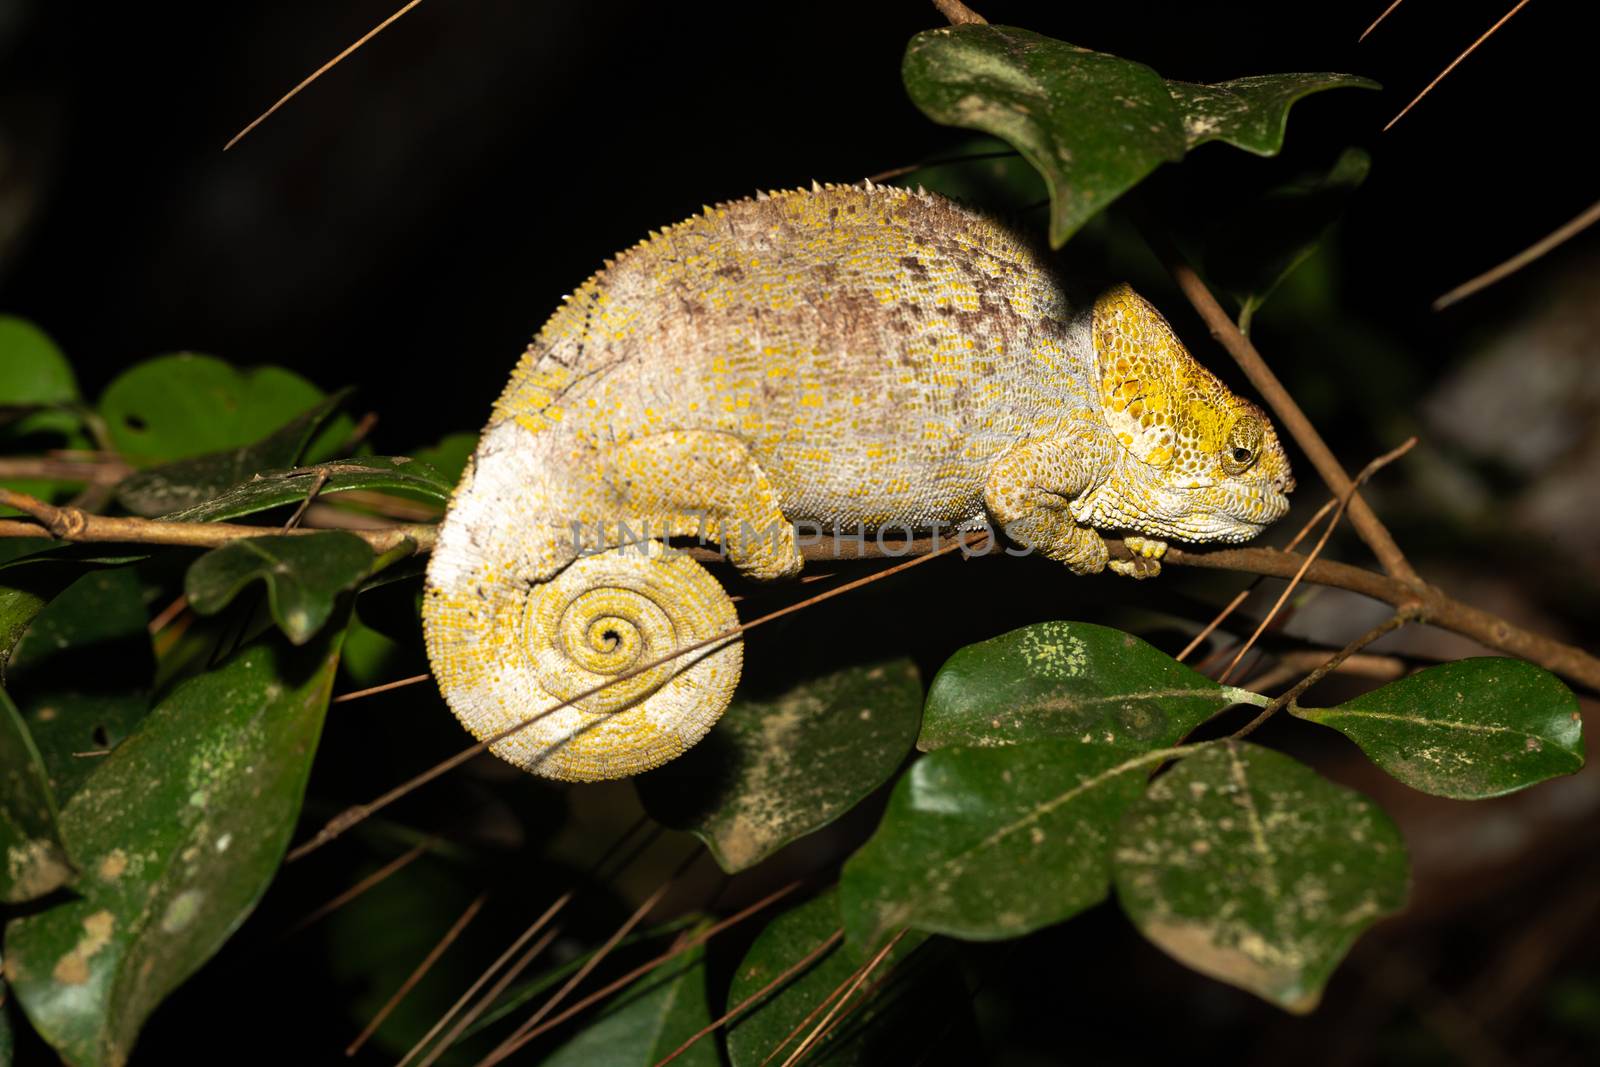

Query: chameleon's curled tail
[[424, 539, 741, 781], [422, 432, 742, 781]]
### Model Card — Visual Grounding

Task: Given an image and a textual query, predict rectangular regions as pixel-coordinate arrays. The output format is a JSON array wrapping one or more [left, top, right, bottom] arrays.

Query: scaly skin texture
[[423, 183, 1294, 781]]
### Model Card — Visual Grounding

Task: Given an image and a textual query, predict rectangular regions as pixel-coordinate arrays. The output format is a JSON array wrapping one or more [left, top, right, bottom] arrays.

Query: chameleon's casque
[[424, 182, 1293, 781]]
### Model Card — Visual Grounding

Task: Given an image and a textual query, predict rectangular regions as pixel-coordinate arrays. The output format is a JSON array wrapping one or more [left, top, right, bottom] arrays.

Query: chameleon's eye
[[1222, 415, 1263, 475]]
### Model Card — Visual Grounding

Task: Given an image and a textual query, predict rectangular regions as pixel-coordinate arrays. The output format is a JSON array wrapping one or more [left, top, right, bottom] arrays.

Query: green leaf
[[1198, 147, 1371, 329], [409, 433, 476, 489], [1291, 658, 1584, 800], [901, 25, 1375, 247], [161, 457, 453, 524], [0, 316, 79, 409], [840, 740, 1177, 949], [0, 317, 89, 510], [904, 25, 1184, 249], [185, 532, 374, 645], [920, 621, 1259, 752], [4, 621, 346, 1066], [6, 568, 155, 802], [727, 891, 972, 1067], [540, 939, 716, 1067], [637, 659, 922, 872], [1167, 74, 1381, 154], [97, 354, 341, 467], [112, 391, 350, 517], [0, 687, 71, 902], [1113, 741, 1408, 1013]]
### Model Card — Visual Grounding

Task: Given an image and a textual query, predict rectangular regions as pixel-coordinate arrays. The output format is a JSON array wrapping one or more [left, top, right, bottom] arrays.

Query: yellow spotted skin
[[423, 183, 1294, 781]]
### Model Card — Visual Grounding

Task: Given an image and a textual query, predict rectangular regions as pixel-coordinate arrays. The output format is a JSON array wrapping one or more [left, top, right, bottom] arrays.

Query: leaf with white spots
[[0, 686, 71, 903], [902, 25, 1375, 247], [1113, 742, 1408, 1013], [3, 620, 346, 1066], [1292, 658, 1584, 800], [637, 659, 922, 872], [185, 532, 374, 645], [839, 740, 1179, 949], [919, 621, 1259, 752]]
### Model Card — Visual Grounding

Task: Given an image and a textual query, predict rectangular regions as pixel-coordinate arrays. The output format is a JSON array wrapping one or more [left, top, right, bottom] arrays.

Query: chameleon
[[423, 181, 1294, 782]]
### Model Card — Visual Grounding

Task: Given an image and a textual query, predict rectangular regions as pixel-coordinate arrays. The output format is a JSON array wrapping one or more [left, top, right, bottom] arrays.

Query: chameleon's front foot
[[1108, 535, 1167, 580]]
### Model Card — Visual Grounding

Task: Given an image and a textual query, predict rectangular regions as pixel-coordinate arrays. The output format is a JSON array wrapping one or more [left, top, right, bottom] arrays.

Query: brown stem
[[0, 486, 433, 556], [1234, 610, 1416, 738], [931, 0, 987, 25], [0, 456, 131, 484], [1142, 230, 1424, 590]]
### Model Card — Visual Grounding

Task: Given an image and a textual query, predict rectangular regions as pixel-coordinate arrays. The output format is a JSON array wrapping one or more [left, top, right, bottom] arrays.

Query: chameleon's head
[[1087, 284, 1294, 543]]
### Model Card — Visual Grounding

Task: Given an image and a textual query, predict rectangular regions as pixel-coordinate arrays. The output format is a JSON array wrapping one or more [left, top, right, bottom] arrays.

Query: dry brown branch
[[1360, 1, 1408, 41], [0, 486, 434, 556], [286, 840, 434, 936], [225, 0, 426, 150], [480, 853, 698, 1067], [1141, 230, 1423, 589], [1234, 610, 1416, 738], [1240, 650, 1408, 694], [1384, 0, 1534, 131], [931, 0, 987, 26], [346, 893, 488, 1056], [0, 456, 130, 485], [1218, 438, 1418, 683], [492, 881, 804, 1058], [1435, 197, 1600, 309], [653, 929, 846, 1067], [402, 894, 571, 1067]]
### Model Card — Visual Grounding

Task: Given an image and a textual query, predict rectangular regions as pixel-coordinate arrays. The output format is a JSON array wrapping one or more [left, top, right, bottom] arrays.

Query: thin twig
[[1384, 0, 1534, 131], [862, 148, 1016, 185], [1360, 1, 1407, 41], [1435, 197, 1600, 309], [286, 840, 434, 936], [332, 673, 431, 704], [1143, 230, 1423, 589], [346, 893, 488, 1056], [0, 486, 433, 555], [400, 817, 655, 1066], [653, 929, 846, 1067], [147, 594, 189, 636], [489, 881, 804, 1058], [287, 536, 979, 860], [0, 457, 130, 484], [1233, 610, 1416, 738], [1177, 495, 1340, 662], [403, 897, 571, 1067], [1240, 649, 1408, 694], [1217, 438, 1417, 683], [282, 471, 330, 531], [478, 852, 700, 1067], [931, 0, 987, 26], [225, 0, 426, 150], [782, 931, 906, 1067]]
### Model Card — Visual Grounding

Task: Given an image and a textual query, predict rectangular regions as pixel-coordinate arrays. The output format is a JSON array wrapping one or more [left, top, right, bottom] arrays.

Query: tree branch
[[0, 487, 433, 556], [931, 0, 987, 26], [1141, 228, 1424, 590]]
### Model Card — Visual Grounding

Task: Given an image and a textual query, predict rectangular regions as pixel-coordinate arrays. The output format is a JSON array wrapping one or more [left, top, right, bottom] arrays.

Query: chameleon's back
[[493, 183, 1094, 528]]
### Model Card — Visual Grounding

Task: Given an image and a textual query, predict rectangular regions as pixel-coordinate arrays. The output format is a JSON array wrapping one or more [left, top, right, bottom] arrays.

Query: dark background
[[3, 2, 1598, 1065]]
